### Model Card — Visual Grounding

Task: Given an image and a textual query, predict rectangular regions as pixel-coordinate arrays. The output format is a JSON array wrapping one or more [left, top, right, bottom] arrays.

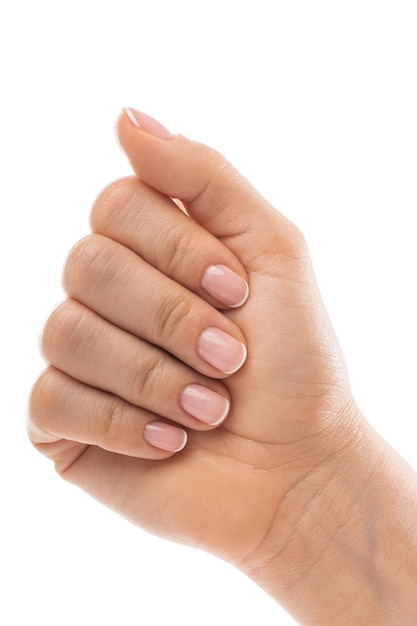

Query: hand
[[29, 110, 357, 564], [29, 110, 417, 624]]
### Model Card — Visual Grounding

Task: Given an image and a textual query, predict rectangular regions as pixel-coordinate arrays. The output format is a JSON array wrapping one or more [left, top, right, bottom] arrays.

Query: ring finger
[[42, 299, 231, 429]]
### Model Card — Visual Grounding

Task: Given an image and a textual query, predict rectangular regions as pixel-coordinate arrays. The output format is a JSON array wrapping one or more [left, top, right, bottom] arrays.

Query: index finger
[[90, 176, 249, 309]]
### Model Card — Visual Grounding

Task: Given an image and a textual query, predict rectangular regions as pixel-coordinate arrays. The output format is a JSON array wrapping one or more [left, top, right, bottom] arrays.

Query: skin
[[28, 111, 417, 624]]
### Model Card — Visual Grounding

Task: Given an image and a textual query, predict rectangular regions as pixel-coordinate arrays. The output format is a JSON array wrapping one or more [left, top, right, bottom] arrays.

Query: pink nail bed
[[180, 384, 230, 425], [201, 265, 249, 308], [197, 327, 247, 375], [143, 422, 187, 452]]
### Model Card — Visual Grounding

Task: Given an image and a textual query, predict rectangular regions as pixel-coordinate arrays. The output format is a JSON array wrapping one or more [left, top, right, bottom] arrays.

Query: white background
[[1, 1, 416, 624]]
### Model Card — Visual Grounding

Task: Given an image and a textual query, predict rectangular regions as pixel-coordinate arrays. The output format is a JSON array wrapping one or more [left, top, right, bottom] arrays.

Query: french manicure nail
[[197, 327, 247, 375], [143, 422, 187, 452], [123, 108, 172, 140], [201, 265, 249, 308], [180, 384, 230, 426]]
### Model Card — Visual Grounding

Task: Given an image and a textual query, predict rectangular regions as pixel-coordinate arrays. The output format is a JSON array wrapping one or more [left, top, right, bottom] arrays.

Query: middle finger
[[63, 234, 247, 378]]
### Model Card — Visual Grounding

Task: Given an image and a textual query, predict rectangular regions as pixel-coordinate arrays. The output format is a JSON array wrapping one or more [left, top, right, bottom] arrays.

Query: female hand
[[29, 110, 417, 624]]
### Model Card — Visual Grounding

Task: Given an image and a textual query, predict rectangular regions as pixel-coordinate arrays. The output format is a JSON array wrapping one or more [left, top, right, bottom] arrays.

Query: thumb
[[117, 108, 302, 270]]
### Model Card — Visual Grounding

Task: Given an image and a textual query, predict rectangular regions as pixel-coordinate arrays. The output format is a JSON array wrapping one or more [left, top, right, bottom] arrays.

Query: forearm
[[240, 415, 417, 625]]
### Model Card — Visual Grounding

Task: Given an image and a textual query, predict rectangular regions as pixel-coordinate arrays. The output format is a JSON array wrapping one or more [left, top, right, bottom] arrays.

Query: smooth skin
[[28, 110, 417, 625]]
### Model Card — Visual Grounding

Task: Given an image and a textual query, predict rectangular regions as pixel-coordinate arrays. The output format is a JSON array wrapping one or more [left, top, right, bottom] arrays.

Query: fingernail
[[143, 422, 187, 452], [201, 265, 249, 308], [197, 327, 247, 375], [123, 108, 172, 140], [180, 384, 230, 426]]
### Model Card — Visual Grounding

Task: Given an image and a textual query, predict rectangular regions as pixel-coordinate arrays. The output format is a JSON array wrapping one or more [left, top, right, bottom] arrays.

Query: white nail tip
[[229, 279, 250, 308], [123, 107, 141, 128], [176, 430, 188, 452], [223, 343, 248, 375], [210, 398, 231, 426]]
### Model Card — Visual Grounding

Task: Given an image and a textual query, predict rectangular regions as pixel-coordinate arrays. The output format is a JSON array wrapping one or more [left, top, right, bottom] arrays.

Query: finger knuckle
[[28, 369, 60, 434], [156, 295, 194, 342], [133, 352, 164, 403], [99, 397, 128, 446], [41, 302, 86, 362], [63, 234, 115, 296], [90, 176, 139, 235], [195, 144, 239, 216], [163, 226, 197, 276]]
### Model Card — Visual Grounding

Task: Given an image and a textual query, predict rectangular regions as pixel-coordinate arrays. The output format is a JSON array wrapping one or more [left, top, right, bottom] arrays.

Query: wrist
[[238, 406, 417, 624]]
